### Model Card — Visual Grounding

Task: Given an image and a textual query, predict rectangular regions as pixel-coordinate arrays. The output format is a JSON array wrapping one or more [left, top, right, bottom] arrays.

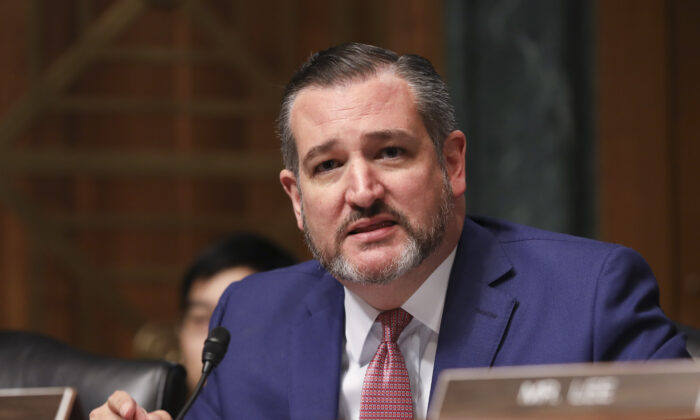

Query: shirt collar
[[402, 247, 456, 334], [343, 247, 457, 363]]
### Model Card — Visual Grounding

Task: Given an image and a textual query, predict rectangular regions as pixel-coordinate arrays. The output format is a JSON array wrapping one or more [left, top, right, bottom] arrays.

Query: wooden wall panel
[[0, 211, 29, 329], [598, 0, 700, 326], [0, 0, 445, 357], [672, 0, 700, 325], [385, 0, 445, 72], [597, 1, 676, 313], [0, 1, 31, 331]]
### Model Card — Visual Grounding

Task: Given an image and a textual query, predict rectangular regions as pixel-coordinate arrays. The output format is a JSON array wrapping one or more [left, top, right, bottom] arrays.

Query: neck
[[340, 213, 464, 311]]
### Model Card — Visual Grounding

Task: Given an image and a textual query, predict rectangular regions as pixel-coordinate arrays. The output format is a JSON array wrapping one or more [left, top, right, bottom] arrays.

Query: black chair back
[[0, 330, 187, 416], [676, 323, 700, 359]]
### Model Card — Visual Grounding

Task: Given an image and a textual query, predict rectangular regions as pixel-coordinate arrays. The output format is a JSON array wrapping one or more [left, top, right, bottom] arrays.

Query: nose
[[344, 160, 385, 209]]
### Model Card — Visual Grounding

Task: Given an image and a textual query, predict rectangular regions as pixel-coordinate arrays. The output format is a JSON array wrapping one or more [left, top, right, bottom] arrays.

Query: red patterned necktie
[[359, 308, 414, 420]]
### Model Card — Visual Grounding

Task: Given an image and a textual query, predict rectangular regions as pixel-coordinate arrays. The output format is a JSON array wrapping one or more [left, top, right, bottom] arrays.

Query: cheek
[[303, 192, 341, 228], [180, 328, 206, 370], [180, 316, 209, 352], [180, 328, 205, 352], [392, 170, 434, 198], [393, 171, 444, 215]]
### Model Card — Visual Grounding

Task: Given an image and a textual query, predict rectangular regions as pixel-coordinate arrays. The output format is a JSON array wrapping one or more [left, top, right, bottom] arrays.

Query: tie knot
[[377, 308, 412, 343]]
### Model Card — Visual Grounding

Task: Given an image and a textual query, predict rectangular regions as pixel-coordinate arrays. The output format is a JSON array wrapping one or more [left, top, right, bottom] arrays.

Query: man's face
[[280, 72, 458, 285]]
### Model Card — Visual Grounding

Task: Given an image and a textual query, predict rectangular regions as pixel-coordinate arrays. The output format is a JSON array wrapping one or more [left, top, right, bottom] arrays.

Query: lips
[[347, 219, 397, 235]]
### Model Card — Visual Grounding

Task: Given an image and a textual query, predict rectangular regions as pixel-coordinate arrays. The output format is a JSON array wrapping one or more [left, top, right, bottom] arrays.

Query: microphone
[[175, 326, 231, 420], [201, 326, 230, 374]]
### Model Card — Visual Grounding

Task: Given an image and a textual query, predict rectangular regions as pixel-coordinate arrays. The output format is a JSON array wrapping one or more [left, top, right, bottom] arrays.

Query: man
[[93, 43, 688, 420]]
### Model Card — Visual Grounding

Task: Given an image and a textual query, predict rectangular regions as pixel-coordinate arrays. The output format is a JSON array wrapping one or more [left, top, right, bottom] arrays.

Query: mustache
[[334, 201, 409, 243]]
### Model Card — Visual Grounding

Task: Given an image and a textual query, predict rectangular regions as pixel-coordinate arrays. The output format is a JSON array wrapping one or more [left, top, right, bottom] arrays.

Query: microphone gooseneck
[[175, 326, 231, 420]]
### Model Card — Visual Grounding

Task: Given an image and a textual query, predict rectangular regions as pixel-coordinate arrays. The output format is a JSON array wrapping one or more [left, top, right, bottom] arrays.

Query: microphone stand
[[175, 326, 230, 420], [175, 364, 212, 420]]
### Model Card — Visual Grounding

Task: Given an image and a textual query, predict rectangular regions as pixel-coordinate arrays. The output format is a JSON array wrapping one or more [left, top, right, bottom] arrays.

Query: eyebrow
[[364, 129, 413, 141], [302, 139, 339, 169]]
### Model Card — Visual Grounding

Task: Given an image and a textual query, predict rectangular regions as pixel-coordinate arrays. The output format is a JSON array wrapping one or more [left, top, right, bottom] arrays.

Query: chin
[[349, 253, 400, 271], [346, 238, 404, 257], [345, 254, 412, 285]]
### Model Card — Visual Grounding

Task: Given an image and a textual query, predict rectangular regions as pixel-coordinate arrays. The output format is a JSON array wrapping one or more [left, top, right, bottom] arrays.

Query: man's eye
[[379, 147, 403, 159], [314, 160, 340, 174], [183, 312, 211, 329]]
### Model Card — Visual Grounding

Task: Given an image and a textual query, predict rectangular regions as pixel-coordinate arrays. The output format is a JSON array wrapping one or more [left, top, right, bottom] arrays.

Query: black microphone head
[[202, 326, 231, 371]]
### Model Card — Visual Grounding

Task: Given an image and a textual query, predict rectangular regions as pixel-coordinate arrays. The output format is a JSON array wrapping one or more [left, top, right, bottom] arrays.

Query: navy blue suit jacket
[[187, 217, 689, 419]]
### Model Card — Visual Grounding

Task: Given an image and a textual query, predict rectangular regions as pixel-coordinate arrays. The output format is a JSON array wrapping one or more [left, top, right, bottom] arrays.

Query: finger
[[89, 403, 124, 420], [146, 410, 173, 420], [133, 406, 151, 420], [106, 390, 138, 419]]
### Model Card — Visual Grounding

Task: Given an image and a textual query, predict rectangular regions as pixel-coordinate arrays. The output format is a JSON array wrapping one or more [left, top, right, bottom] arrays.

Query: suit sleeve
[[591, 245, 690, 360]]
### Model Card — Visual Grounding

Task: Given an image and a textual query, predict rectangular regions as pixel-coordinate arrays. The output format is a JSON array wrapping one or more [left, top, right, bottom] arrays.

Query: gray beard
[[301, 178, 453, 285]]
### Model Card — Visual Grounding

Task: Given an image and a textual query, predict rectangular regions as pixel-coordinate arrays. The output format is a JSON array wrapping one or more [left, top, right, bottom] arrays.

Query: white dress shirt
[[338, 248, 457, 420]]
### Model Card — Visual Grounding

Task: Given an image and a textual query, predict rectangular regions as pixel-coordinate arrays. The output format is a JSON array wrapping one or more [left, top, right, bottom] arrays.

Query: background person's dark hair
[[277, 42, 457, 175], [180, 233, 297, 312]]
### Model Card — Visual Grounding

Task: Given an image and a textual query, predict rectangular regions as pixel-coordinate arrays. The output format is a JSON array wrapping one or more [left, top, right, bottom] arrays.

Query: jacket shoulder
[[216, 260, 329, 309], [470, 215, 607, 247]]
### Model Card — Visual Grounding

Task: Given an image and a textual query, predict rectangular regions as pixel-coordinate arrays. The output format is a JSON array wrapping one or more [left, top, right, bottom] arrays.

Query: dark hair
[[277, 42, 456, 175], [180, 233, 296, 312]]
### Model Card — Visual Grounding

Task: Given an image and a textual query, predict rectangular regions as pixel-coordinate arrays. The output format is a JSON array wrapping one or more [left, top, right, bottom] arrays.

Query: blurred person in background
[[134, 233, 296, 392]]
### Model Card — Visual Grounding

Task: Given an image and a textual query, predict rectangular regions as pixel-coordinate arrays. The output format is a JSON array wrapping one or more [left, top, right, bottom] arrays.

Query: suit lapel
[[289, 270, 345, 420], [431, 218, 518, 398], [286, 219, 518, 416]]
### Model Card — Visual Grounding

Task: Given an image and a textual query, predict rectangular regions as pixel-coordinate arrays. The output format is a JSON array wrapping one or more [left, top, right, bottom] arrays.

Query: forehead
[[289, 73, 424, 151]]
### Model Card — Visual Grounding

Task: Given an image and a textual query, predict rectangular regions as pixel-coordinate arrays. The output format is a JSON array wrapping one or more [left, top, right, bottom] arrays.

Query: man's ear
[[442, 130, 467, 197], [280, 169, 304, 231]]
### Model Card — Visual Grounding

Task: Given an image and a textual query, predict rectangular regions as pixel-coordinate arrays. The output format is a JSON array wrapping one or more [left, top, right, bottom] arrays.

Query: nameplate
[[429, 360, 700, 419]]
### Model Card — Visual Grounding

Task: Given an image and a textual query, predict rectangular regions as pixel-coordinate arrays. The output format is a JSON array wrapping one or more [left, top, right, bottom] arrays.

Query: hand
[[89, 390, 172, 420]]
